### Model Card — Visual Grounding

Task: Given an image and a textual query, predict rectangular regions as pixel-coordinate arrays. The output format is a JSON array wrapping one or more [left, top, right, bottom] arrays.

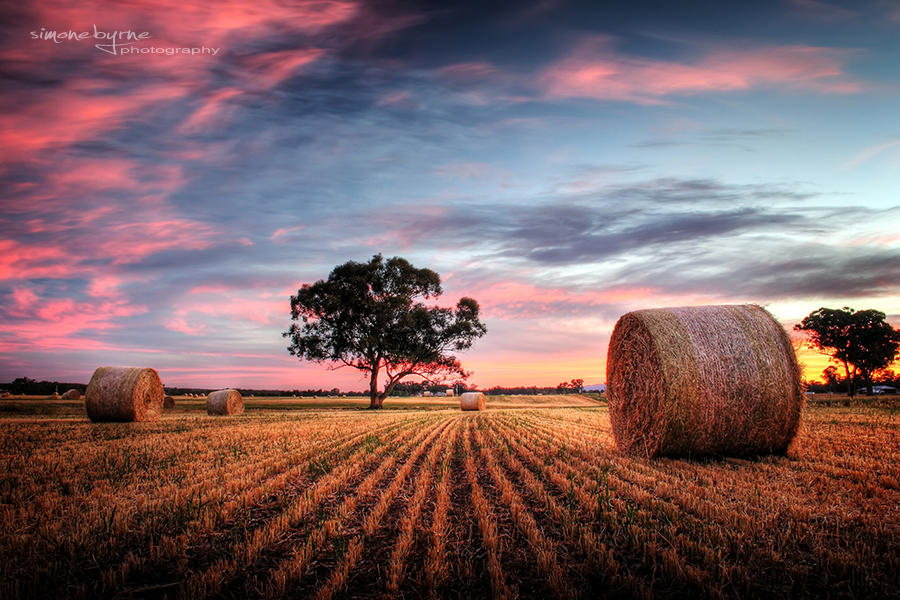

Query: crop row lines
[[77, 417, 416, 599], [462, 420, 516, 600], [179, 415, 446, 599], [267, 416, 454, 599], [494, 412, 899, 597], [310, 417, 459, 600]]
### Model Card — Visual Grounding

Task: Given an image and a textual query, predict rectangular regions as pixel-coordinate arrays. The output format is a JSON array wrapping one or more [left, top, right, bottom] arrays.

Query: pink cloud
[[270, 226, 307, 243], [97, 218, 217, 265], [178, 287, 285, 327], [1, 0, 362, 166], [439, 62, 497, 84], [462, 280, 660, 320], [0, 84, 185, 163], [0, 241, 75, 280], [19, 0, 358, 49], [165, 317, 208, 335], [240, 49, 326, 87], [538, 37, 862, 103], [376, 90, 418, 109], [0, 284, 147, 350]]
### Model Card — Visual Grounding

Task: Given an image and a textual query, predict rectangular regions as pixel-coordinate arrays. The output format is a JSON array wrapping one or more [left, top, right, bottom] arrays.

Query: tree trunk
[[368, 357, 382, 409], [843, 361, 855, 398]]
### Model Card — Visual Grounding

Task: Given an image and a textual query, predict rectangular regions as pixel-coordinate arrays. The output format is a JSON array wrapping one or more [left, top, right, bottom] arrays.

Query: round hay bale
[[460, 392, 486, 411], [423, 391, 432, 397], [61, 389, 81, 400], [164, 395, 175, 408], [207, 389, 243, 416], [48, 392, 60, 399], [606, 304, 803, 458], [84, 367, 164, 422]]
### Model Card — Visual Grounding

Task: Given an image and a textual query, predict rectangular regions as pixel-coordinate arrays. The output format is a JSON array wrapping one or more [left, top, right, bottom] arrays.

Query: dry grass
[[0, 404, 898, 599], [83, 366, 164, 422], [607, 304, 803, 457]]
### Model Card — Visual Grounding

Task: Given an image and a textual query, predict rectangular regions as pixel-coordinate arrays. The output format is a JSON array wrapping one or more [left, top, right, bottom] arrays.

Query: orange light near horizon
[[466, 354, 606, 389], [795, 345, 833, 382]]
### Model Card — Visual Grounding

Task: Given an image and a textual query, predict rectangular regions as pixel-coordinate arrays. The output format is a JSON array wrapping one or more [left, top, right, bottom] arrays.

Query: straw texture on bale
[[460, 392, 486, 411], [164, 395, 175, 408], [61, 389, 81, 400], [207, 389, 243, 416], [84, 367, 164, 423], [606, 304, 803, 458]]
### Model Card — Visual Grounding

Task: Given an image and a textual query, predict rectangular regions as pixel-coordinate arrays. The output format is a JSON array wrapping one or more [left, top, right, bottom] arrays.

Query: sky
[[1, 0, 899, 391]]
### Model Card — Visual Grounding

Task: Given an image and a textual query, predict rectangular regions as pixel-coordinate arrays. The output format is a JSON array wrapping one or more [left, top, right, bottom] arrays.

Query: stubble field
[[1, 396, 898, 599]]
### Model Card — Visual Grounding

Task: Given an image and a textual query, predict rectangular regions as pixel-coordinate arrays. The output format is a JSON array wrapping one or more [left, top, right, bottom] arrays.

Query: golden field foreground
[[1, 397, 899, 599]]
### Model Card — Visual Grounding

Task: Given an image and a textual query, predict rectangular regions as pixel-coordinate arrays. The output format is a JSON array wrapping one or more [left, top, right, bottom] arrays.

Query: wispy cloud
[[844, 138, 900, 168], [537, 36, 863, 103]]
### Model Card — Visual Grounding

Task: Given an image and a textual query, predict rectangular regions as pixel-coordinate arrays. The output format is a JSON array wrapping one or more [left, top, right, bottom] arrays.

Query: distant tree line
[[0, 379, 375, 398], [805, 368, 899, 395], [2, 378, 85, 396], [1, 377, 603, 399]]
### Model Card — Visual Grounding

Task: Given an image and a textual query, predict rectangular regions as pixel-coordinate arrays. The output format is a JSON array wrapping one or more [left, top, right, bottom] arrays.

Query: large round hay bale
[[164, 395, 175, 408], [61, 389, 81, 400], [460, 392, 486, 411], [207, 389, 243, 416], [606, 304, 803, 458], [84, 367, 164, 422]]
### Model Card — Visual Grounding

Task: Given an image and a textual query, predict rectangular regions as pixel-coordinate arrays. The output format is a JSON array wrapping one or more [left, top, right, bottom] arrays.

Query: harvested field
[[0, 401, 898, 599]]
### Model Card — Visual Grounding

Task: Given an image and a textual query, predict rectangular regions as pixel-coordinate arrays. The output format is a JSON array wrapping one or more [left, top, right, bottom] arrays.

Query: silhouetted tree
[[822, 366, 841, 394], [285, 255, 487, 409], [795, 307, 900, 397]]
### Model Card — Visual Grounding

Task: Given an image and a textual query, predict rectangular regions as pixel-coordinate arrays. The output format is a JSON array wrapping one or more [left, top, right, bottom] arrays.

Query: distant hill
[[584, 383, 606, 392]]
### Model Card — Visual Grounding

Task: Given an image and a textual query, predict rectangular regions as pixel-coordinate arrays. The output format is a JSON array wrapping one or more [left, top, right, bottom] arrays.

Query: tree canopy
[[284, 254, 487, 409], [795, 307, 900, 396]]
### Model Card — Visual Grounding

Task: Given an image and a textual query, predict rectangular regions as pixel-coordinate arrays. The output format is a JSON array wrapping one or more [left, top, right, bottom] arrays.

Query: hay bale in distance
[[207, 389, 243, 416], [164, 395, 175, 408], [460, 392, 486, 411], [48, 392, 59, 399], [445, 389, 454, 397], [606, 304, 803, 458], [84, 367, 164, 422], [423, 391, 432, 397], [61, 389, 81, 400]]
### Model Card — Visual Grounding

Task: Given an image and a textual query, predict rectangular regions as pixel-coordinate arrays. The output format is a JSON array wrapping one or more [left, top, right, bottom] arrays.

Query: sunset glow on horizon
[[2, 1, 898, 391]]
